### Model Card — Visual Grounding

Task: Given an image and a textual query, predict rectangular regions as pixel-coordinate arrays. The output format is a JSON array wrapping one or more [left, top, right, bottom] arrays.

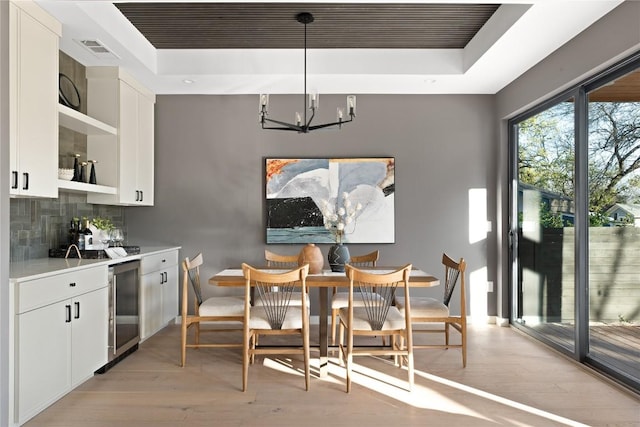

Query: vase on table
[[328, 243, 350, 272], [298, 243, 324, 274]]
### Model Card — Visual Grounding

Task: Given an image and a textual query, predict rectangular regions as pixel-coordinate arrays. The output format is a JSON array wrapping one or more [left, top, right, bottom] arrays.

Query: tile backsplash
[[9, 194, 125, 262]]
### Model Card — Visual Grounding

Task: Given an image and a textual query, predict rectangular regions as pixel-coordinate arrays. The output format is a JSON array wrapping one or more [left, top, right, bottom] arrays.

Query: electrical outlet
[[487, 281, 494, 292]]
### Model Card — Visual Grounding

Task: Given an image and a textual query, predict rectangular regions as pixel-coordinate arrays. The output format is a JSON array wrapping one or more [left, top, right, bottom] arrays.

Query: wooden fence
[[519, 227, 640, 323]]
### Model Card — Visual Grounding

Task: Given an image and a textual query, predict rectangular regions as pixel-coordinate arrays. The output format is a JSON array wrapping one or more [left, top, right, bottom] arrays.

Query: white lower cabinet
[[14, 266, 108, 425], [140, 250, 179, 341]]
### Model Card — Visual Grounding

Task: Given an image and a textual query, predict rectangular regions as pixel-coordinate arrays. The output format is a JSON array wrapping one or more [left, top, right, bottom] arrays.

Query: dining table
[[209, 266, 440, 377]]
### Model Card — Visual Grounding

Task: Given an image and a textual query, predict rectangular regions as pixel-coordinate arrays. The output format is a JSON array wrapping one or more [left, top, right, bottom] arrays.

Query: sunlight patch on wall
[[468, 188, 489, 244]]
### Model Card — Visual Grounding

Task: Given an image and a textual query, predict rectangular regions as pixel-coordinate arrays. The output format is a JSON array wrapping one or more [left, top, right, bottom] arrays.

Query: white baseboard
[[496, 317, 510, 327]]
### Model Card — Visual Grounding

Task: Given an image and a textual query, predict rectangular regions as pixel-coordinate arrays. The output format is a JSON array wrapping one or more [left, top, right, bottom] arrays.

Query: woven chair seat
[[249, 306, 304, 330], [395, 296, 449, 317], [331, 291, 384, 309], [199, 296, 245, 317], [338, 306, 405, 331]]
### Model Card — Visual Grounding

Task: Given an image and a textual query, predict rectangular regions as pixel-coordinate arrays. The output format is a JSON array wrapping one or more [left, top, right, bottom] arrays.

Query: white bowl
[[58, 168, 74, 180]]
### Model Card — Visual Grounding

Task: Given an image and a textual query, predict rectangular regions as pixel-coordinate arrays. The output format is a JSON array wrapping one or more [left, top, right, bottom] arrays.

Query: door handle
[[11, 171, 18, 189], [22, 172, 29, 190], [65, 304, 72, 323], [74, 301, 80, 319], [140, 190, 143, 202]]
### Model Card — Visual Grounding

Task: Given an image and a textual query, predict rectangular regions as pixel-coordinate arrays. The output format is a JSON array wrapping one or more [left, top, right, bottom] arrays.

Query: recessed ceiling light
[[182, 79, 195, 84]]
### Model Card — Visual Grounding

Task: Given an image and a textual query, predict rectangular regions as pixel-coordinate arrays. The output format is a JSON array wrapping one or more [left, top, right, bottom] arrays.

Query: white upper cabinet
[[9, 1, 61, 198], [86, 67, 155, 206]]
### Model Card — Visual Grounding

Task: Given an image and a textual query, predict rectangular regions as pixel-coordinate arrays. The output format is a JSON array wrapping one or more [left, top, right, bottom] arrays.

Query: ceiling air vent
[[75, 39, 120, 59]]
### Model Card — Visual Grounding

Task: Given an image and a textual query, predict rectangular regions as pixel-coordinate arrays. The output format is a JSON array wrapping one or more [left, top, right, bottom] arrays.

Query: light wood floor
[[25, 323, 639, 427]]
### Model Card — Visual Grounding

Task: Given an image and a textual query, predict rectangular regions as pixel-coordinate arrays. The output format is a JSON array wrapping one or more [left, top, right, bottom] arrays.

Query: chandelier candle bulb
[[309, 93, 318, 108], [337, 108, 343, 121], [296, 112, 302, 125], [347, 95, 356, 116]]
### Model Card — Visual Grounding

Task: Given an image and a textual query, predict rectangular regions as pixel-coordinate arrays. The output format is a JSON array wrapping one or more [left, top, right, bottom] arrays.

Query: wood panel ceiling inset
[[115, 3, 500, 49]]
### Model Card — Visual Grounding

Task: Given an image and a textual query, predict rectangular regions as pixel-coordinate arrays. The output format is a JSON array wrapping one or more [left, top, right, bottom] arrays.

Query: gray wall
[[126, 94, 498, 317]]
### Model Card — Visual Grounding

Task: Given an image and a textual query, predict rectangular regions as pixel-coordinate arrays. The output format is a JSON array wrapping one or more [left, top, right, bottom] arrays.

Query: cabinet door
[[161, 267, 178, 326], [136, 92, 155, 205], [18, 301, 71, 424], [9, 4, 18, 189], [9, 4, 58, 197], [118, 81, 140, 204], [71, 288, 108, 386], [140, 272, 162, 341]]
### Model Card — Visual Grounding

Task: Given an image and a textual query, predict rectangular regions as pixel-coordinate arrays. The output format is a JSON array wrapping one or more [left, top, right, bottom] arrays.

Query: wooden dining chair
[[180, 253, 244, 367], [330, 250, 379, 345], [264, 249, 298, 268], [395, 253, 468, 367], [260, 249, 309, 307], [241, 263, 311, 392], [338, 264, 414, 393]]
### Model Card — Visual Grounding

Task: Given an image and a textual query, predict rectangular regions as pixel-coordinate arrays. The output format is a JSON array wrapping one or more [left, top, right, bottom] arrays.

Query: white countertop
[[10, 246, 181, 281]]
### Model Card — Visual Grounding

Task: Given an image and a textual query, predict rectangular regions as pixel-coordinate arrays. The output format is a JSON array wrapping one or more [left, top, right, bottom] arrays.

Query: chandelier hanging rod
[[258, 12, 356, 133]]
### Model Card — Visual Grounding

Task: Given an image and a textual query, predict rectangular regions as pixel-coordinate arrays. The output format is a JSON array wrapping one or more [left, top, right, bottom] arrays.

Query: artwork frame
[[266, 157, 395, 244]]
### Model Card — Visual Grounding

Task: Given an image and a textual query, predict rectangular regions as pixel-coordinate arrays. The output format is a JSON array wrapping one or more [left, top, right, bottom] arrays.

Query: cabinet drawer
[[140, 250, 178, 275], [17, 266, 108, 314]]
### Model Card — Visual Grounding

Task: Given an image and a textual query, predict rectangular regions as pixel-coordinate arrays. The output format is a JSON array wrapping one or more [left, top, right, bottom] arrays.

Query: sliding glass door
[[514, 96, 576, 353], [585, 69, 640, 383], [510, 54, 640, 392]]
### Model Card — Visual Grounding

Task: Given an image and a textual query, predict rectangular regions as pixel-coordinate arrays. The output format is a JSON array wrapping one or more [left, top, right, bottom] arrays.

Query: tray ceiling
[[35, 1, 624, 95]]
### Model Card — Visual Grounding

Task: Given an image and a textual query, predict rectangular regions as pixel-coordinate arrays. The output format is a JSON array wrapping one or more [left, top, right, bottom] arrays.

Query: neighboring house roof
[[605, 203, 640, 218], [518, 183, 573, 202]]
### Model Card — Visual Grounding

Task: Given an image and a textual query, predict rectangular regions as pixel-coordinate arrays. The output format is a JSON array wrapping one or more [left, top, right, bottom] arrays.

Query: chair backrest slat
[[183, 253, 205, 306], [442, 253, 466, 307], [243, 263, 309, 330], [265, 249, 298, 268], [348, 250, 379, 267], [347, 264, 411, 331], [255, 279, 296, 329]]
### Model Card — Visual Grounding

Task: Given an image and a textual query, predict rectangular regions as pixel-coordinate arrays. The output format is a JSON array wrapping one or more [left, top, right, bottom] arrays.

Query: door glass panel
[[516, 98, 575, 352], [587, 70, 640, 382]]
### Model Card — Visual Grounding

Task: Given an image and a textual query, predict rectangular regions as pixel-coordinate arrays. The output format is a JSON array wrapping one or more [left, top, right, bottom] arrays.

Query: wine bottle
[[68, 220, 76, 246], [74, 218, 81, 245], [82, 218, 93, 248], [77, 226, 85, 250]]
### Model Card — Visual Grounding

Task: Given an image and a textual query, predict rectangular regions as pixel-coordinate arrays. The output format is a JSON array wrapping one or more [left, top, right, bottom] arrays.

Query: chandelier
[[259, 12, 356, 133]]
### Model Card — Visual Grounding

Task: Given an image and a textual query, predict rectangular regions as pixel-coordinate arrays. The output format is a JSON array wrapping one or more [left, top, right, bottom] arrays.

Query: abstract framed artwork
[[266, 157, 395, 244]]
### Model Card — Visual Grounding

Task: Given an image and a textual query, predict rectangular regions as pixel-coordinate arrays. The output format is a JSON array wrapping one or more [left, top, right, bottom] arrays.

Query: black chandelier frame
[[259, 12, 356, 133]]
